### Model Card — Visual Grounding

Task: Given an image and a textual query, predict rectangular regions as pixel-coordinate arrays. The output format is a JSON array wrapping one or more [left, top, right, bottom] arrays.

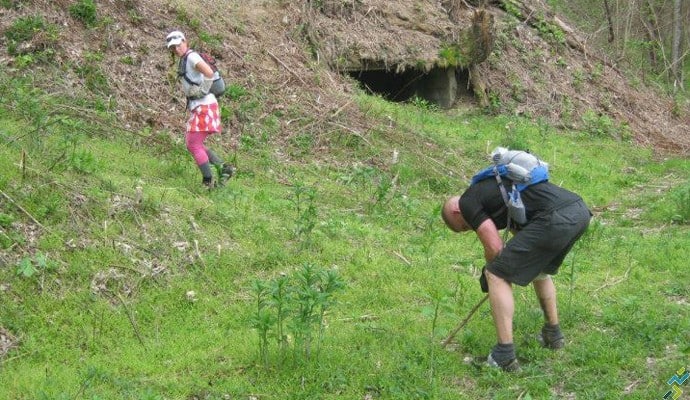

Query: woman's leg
[[185, 131, 214, 185]]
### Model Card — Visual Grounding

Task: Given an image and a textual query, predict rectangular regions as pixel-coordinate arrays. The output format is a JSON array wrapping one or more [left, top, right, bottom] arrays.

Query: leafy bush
[[672, 183, 690, 223], [409, 96, 438, 111], [438, 44, 468, 66], [74, 53, 111, 95], [5, 15, 44, 43], [290, 182, 318, 244], [581, 109, 619, 138], [16, 252, 54, 278], [535, 15, 566, 45], [224, 83, 248, 101], [69, 0, 98, 27], [251, 263, 345, 367], [4, 15, 58, 65]]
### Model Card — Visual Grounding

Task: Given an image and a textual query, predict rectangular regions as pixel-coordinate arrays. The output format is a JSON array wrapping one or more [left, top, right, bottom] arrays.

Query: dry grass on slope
[[2, 0, 688, 155]]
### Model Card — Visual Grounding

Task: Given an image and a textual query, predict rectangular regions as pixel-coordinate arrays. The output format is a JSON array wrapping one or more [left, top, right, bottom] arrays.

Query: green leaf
[[35, 252, 48, 269], [16, 258, 36, 278], [421, 305, 436, 318]]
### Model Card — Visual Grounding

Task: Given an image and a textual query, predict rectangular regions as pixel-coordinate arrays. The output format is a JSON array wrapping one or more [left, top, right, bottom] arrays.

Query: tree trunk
[[640, 0, 662, 71], [671, 0, 682, 91], [469, 65, 489, 108], [604, 0, 615, 43]]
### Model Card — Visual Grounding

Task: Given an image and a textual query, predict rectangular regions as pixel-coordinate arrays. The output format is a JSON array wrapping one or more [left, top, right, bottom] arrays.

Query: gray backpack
[[471, 147, 550, 226], [178, 50, 226, 98]]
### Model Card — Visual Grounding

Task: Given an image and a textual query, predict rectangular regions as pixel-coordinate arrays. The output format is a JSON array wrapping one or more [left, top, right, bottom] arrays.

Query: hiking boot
[[486, 353, 521, 372], [202, 177, 216, 190], [538, 325, 565, 349], [219, 164, 235, 185]]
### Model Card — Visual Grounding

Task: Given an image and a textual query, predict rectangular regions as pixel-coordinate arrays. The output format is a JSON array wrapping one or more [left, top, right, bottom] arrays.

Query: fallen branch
[[228, 46, 245, 63], [1, 190, 45, 230], [593, 268, 630, 293], [441, 294, 489, 348], [393, 250, 411, 266], [331, 100, 353, 118], [327, 121, 373, 147], [111, 291, 147, 350], [267, 50, 307, 85]]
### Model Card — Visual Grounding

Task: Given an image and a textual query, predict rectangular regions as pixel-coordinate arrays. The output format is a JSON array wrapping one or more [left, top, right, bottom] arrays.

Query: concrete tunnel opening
[[347, 66, 474, 109]]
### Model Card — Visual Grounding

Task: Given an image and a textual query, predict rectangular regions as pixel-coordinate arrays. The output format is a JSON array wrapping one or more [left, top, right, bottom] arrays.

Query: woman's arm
[[194, 59, 215, 79]]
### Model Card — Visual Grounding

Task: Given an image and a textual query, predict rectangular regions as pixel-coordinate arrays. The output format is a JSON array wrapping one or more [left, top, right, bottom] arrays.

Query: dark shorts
[[487, 200, 591, 286]]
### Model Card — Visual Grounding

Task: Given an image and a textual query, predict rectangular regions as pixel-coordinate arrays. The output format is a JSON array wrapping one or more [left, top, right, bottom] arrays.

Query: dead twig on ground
[[393, 250, 411, 266], [1, 191, 45, 230], [109, 290, 147, 350], [441, 294, 489, 348], [267, 50, 307, 85], [593, 268, 630, 293], [327, 121, 372, 146]]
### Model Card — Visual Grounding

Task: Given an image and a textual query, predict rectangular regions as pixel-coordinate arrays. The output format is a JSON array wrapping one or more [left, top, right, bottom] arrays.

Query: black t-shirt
[[459, 178, 583, 231]]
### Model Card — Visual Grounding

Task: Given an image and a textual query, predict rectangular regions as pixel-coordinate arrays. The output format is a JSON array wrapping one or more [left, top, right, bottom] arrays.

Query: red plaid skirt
[[186, 103, 221, 134]]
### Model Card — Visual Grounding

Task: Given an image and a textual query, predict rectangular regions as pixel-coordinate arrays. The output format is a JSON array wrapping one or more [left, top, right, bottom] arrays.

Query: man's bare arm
[[476, 218, 504, 262]]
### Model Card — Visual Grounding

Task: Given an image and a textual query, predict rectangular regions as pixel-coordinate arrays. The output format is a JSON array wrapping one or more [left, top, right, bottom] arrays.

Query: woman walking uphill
[[166, 30, 234, 189]]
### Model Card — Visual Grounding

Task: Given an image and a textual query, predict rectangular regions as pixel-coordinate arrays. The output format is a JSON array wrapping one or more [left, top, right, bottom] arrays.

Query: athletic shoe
[[202, 177, 216, 190], [486, 353, 521, 372], [220, 164, 235, 183], [538, 326, 565, 349]]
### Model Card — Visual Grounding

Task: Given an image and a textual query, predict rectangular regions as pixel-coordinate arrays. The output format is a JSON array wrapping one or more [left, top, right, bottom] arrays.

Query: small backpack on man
[[471, 147, 549, 226], [178, 50, 226, 98]]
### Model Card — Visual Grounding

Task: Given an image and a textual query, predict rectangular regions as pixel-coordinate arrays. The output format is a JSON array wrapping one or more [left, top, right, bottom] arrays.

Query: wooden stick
[[393, 250, 411, 266], [0, 190, 45, 230], [112, 291, 147, 350], [267, 50, 307, 85], [441, 294, 489, 348], [593, 268, 630, 293]]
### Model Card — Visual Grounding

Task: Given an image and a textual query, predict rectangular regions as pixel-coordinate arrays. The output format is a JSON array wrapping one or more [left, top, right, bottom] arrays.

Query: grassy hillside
[[1, 0, 690, 399], [1, 68, 689, 399]]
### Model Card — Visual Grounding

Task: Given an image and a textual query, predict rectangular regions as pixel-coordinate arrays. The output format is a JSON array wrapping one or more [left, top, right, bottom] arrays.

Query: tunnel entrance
[[347, 66, 473, 109]]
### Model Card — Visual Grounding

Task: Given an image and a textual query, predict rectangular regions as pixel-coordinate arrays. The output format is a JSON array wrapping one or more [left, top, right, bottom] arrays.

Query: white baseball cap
[[166, 31, 185, 48]]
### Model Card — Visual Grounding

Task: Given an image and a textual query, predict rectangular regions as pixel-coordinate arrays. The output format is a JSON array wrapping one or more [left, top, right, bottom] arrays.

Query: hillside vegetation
[[1, 1, 689, 399]]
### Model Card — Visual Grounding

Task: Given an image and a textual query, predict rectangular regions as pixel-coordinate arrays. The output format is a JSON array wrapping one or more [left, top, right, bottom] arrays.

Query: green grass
[[0, 78, 688, 400]]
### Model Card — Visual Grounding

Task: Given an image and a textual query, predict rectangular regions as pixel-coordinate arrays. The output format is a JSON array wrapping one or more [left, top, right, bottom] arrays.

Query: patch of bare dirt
[[0, 326, 18, 360]]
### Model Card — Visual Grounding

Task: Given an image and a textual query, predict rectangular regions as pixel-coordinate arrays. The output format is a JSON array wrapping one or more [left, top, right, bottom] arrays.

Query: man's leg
[[485, 269, 519, 371], [486, 269, 514, 344], [532, 275, 564, 349], [532, 275, 558, 325]]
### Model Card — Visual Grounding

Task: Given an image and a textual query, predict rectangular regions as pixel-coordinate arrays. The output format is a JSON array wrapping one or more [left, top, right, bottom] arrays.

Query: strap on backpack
[[493, 166, 514, 238], [178, 49, 198, 87]]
